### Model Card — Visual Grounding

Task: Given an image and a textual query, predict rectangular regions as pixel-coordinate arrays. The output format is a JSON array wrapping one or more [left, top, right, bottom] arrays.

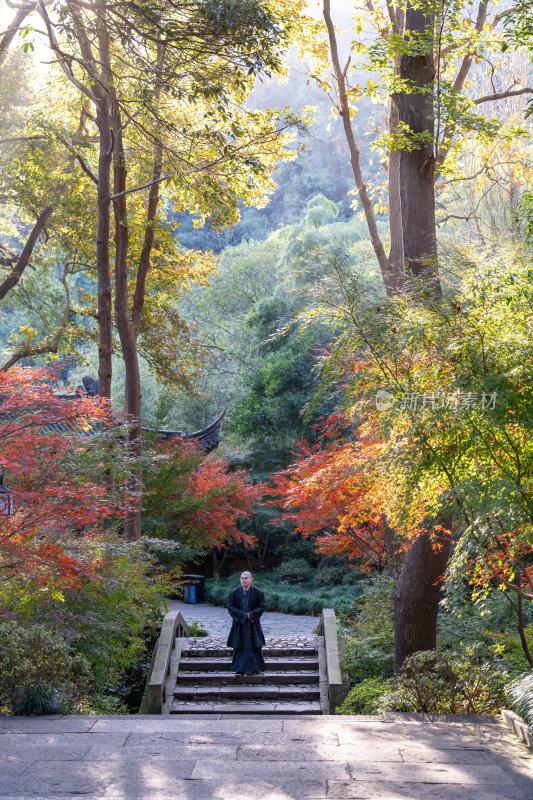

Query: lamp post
[[0, 471, 14, 516]]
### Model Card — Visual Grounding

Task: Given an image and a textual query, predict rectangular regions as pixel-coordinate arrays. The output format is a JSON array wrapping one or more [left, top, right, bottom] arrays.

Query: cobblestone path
[[166, 598, 319, 637], [0, 713, 532, 798], [181, 634, 318, 651]]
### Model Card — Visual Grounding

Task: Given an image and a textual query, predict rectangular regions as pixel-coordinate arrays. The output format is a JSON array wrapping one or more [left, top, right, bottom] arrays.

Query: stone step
[[180, 646, 318, 658], [178, 657, 319, 672], [176, 671, 319, 686], [169, 700, 322, 714], [174, 685, 320, 701]]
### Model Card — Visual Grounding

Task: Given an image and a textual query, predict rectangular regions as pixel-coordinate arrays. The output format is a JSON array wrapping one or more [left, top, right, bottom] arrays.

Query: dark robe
[[227, 585, 266, 673]]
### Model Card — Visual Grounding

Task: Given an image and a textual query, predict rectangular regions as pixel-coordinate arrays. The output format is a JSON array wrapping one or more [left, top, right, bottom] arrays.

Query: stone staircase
[[169, 635, 323, 715]]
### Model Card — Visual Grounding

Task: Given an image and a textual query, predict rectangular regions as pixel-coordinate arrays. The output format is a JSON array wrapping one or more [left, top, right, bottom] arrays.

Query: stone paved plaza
[[166, 598, 319, 637], [0, 713, 532, 798]]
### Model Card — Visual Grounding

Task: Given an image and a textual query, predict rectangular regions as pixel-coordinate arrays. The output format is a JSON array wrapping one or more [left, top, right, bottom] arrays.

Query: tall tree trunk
[[112, 117, 142, 542], [388, 98, 404, 278], [396, 2, 441, 296], [394, 526, 452, 672], [110, 44, 165, 542], [95, 96, 113, 398], [393, 1, 449, 670]]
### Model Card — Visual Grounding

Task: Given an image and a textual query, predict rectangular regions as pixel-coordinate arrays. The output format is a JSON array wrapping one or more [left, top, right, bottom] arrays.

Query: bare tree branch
[[55, 134, 98, 184], [323, 0, 398, 296], [0, 203, 55, 301], [436, 0, 489, 167], [37, 0, 96, 102], [473, 86, 533, 105], [0, 1, 37, 69]]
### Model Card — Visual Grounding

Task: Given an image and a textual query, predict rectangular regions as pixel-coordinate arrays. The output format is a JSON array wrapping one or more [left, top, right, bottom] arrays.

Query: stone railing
[[139, 609, 190, 714], [317, 608, 348, 713]]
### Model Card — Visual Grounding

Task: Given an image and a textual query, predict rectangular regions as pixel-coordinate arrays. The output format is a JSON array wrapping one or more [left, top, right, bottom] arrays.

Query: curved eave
[[144, 407, 227, 454]]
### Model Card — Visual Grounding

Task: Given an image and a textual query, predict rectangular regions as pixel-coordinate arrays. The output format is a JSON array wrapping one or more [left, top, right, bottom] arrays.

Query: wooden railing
[[317, 608, 347, 713], [139, 610, 190, 714]]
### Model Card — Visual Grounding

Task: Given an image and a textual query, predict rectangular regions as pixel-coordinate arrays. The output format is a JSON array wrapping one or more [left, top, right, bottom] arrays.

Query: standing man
[[227, 571, 266, 675]]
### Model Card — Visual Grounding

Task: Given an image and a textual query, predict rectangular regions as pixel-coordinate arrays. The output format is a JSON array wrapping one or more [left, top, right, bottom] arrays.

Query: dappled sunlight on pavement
[[0, 714, 532, 799]]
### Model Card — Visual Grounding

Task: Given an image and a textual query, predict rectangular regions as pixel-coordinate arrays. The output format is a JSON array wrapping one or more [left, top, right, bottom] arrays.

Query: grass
[[205, 570, 364, 615]]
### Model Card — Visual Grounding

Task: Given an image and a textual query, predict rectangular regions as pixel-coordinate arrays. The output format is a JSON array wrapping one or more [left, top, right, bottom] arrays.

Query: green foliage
[[276, 558, 314, 582], [34, 541, 165, 693], [76, 693, 129, 715], [314, 565, 358, 587], [0, 622, 90, 714], [0, 539, 167, 713], [175, 207, 370, 474], [205, 570, 361, 615], [14, 683, 61, 716], [281, 538, 322, 566], [438, 588, 533, 673], [228, 327, 326, 463], [385, 647, 509, 715], [340, 575, 396, 683], [337, 676, 391, 715], [304, 194, 339, 229], [506, 672, 533, 728], [339, 573, 528, 715], [519, 190, 533, 241], [189, 620, 209, 637]]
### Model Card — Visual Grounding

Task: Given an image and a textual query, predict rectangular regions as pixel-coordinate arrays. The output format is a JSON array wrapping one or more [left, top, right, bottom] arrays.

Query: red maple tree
[[270, 418, 387, 569], [0, 366, 134, 591], [143, 439, 263, 553]]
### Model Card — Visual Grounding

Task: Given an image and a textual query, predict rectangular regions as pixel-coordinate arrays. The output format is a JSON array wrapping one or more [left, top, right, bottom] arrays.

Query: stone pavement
[[181, 634, 318, 651], [166, 598, 319, 637], [0, 713, 532, 798]]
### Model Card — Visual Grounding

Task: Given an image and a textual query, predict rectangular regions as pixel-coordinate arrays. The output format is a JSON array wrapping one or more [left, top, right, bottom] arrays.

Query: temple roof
[[67, 376, 226, 454], [145, 408, 226, 454]]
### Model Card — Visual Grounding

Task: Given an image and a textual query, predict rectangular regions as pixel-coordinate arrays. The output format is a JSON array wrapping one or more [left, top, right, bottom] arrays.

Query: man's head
[[240, 571, 253, 590]]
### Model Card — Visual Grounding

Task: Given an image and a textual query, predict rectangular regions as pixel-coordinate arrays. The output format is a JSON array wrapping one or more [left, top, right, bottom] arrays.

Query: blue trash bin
[[181, 574, 205, 603]]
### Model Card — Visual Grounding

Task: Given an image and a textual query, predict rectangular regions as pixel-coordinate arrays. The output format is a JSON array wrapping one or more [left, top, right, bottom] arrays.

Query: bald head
[[240, 571, 253, 590]]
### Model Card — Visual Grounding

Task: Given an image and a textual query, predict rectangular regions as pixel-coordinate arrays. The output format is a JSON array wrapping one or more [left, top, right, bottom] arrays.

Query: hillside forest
[[1, 0, 533, 718]]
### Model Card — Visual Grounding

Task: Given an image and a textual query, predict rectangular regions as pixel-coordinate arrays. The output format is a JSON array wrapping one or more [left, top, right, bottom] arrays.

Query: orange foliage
[[144, 439, 264, 553], [186, 455, 264, 550], [0, 367, 134, 590], [271, 419, 386, 568]]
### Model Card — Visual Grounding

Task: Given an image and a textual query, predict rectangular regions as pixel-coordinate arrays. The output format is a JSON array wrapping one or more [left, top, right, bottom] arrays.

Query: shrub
[[343, 633, 395, 683], [75, 693, 129, 715], [337, 677, 391, 715], [189, 620, 209, 637], [385, 647, 508, 715], [0, 622, 90, 714], [0, 540, 166, 713], [314, 565, 355, 587], [340, 575, 395, 682], [14, 683, 61, 716], [506, 672, 533, 727], [281, 539, 321, 566], [276, 558, 313, 582]]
